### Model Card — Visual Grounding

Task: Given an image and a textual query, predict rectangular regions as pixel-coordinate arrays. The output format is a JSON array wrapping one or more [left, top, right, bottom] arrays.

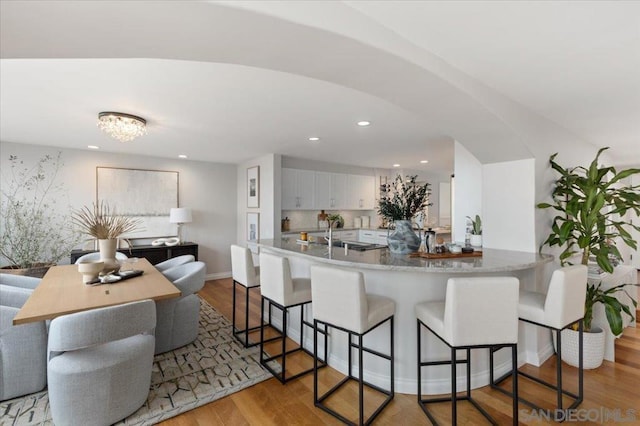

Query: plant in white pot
[[378, 175, 431, 254], [72, 201, 142, 272], [467, 214, 482, 247], [538, 147, 640, 368], [0, 153, 80, 277]]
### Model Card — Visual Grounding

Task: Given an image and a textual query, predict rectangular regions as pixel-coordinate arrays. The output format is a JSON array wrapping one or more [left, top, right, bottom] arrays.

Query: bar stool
[[230, 245, 279, 348], [310, 265, 395, 425], [259, 252, 324, 383], [416, 276, 519, 425], [490, 264, 587, 418]]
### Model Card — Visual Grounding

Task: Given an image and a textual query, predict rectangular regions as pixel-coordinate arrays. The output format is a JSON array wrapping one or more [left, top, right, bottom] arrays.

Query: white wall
[[483, 159, 536, 252], [0, 141, 237, 278], [236, 153, 281, 244], [453, 141, 482, 243]]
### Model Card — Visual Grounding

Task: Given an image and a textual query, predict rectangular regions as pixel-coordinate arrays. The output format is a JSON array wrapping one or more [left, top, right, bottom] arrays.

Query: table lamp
[[169, 208, 192, 244]]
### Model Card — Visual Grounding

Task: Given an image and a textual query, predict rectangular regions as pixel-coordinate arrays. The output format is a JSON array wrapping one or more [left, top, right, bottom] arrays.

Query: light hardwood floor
[[159, 278, 640, 425]]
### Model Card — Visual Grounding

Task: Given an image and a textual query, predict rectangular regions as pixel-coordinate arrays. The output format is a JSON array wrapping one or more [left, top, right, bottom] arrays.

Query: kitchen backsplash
[[282, 210, 380, 230]]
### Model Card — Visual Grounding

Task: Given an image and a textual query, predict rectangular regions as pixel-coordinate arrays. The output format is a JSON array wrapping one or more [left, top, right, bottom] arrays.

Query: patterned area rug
[[1, 298, 275, 425]]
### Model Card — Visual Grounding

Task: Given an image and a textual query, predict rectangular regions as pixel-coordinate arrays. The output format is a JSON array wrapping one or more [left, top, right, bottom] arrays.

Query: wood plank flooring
[[159, 278, 640, 425]]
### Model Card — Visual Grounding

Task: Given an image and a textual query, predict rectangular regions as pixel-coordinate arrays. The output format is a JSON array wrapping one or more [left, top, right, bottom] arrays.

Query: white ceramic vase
[[98, 239, 120, 272]]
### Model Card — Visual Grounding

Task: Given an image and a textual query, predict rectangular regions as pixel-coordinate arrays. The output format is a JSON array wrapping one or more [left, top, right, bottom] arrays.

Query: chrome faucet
[[324, 227, 333, 248]]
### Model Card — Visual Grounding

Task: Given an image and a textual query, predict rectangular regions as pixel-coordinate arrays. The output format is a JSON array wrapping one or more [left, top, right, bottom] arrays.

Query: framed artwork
[[247, 212, 259, 241], [246, 212, 259, 254], [96, 167, 179, 239], [247, 166, 260, 208]]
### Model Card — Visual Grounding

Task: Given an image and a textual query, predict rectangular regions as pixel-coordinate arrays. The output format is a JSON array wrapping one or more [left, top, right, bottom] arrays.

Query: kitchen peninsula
[[258, 238, 553, 394]]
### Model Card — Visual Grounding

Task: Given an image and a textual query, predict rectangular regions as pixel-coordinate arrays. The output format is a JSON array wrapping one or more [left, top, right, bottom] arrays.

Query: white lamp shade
[[169, 208, 192, 224]]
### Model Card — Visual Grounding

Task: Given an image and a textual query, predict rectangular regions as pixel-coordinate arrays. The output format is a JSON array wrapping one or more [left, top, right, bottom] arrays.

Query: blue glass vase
[[387, 220, 420, 254]]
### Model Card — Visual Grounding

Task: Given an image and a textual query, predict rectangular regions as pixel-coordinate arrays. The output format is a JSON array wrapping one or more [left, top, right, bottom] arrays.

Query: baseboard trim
[[206, 271, 231, 281]]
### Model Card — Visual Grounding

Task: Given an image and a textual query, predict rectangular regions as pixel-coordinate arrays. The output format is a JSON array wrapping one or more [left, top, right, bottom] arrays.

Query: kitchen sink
[[314, 239, 386, 251]]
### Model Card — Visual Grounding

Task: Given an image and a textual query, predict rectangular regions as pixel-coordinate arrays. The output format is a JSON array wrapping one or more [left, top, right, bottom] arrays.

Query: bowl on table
[[77, 261, 104, 283]]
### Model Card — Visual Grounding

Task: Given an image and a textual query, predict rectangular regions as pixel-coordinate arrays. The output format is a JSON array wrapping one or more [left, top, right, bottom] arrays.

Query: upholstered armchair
[[47, 300, 156, 426], [155, 254, 195, 272], [0, 273, 41, 289], [0, 284, 47, 401], [74, 251, 128, 264], [154, 261, 206, 354]]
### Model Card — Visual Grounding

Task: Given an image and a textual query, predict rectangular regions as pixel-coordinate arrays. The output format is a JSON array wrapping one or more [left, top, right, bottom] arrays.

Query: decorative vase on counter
[[387, 220, 420, 254], [98, 238, 120, 272]]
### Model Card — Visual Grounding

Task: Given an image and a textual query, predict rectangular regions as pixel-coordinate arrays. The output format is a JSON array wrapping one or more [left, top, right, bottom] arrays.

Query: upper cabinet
[[282, 168, 315, 209], [347, 174, 376, 210], [315, 172, 347, 210], [282, 168, 375, 211]]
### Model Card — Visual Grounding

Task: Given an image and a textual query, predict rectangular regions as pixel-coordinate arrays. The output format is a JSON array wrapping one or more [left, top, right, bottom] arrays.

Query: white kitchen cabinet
[[314, 172, 347, 209], [374, 230, 389, 245], [282, 168, 316, 210], [347, 174, 376, 210], [336, 230, 358, 241], [358, 230, 376, 244]]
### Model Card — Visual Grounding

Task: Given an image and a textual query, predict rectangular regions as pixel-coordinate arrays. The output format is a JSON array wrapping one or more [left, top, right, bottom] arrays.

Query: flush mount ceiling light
[[308, 137, 320, 141], [357, 121, 371, 126], [97, 112, 147, 142], [420, 160, 429, 164]]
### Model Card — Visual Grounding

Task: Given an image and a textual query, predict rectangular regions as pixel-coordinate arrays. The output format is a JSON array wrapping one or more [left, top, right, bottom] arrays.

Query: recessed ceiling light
[[357, 121, 371, 127], [308, 137, 320, 141], [420, 160, 429, 164], [178, 154, 188, 159], [87, 145, 99, 149], [393, 164, 400, 167]]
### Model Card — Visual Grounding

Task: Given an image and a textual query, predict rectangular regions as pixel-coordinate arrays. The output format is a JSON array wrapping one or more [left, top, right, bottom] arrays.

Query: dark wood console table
[[70, 242, 198, 265]]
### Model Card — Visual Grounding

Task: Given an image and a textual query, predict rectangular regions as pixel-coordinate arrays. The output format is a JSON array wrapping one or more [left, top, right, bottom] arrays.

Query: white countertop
[[259, 238, 552, 273]]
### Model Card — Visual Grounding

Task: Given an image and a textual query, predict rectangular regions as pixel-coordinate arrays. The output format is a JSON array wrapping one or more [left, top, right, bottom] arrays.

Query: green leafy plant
[[378, 175, 431, 221], [327, 214, 343, 229], [537, 147, 640, 334], [467, 214, 482, 235], [584, 282, 637, 336], [72, 201, 143, 240], [537, 147, 639, 272], [0, 153, 80, 269]]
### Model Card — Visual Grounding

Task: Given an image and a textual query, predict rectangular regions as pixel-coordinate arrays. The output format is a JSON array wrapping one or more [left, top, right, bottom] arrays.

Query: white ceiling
[[1, 1, 638, 176]]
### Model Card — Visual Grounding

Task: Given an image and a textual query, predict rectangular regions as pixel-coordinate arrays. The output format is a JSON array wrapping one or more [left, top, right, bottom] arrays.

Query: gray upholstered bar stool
[[490, 264, 588, 418], [259, 251, 323, 383], [416, 276, 520, 425], [310, 265, 395, 425]]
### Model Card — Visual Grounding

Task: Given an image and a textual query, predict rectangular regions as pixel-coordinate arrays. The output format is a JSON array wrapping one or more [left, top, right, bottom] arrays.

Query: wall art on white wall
[[96, 167, 179, 239], [247, 165, 260, 208], [246, 212, 260, 254]]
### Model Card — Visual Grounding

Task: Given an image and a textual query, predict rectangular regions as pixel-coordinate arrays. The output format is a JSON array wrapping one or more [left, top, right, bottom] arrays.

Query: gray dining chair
[[155, 254, 195, 272], [47, 299, 156, 425], [154, 261, 206, 354], [0, 284, 47, 401]]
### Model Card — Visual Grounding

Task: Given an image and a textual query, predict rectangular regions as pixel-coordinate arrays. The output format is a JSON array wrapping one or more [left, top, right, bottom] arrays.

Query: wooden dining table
[[12, 258, 181, 325]]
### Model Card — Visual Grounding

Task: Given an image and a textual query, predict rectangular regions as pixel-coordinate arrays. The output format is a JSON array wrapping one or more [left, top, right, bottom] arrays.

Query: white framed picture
[[247, 166, 260, 208], [247, 212, 260, 241]]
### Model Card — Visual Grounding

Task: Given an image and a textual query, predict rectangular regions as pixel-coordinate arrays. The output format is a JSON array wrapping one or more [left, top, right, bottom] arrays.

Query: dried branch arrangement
[[72, 201, 142, 240]]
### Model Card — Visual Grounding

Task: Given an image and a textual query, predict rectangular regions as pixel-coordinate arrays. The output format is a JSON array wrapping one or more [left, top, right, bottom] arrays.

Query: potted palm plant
[[538, 147, 639, 368], [378, 175, 431, 254], [0, 153, 80, 277]]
